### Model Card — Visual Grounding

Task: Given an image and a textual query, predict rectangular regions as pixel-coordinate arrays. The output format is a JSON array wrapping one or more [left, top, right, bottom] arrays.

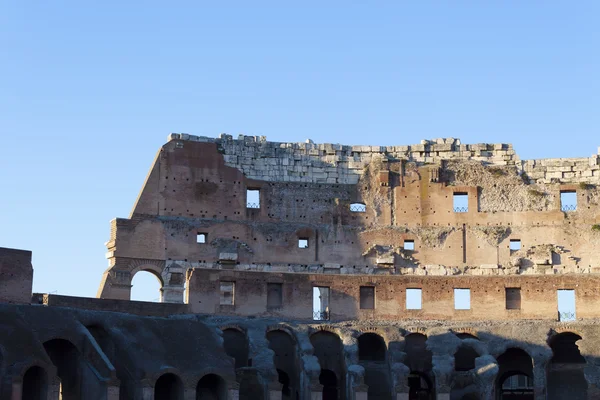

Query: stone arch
[[22, 365, 48, 400], [267, 329, 300, 400], [404, 333, 433, 373], [455, 332, 478, 341], [358, 332, 387, 361], [310, 330, 346, 400], [547, 332, 587, 400], [43, 339, 82, 400], [495, 348, 533, 399], [197, 373, 227, 400], [221, 327, 249, 369], [358, 332, 391, 399], [131, 268, 164, 302], [154, 372, 184, 400], [454, 345, 479, 371]]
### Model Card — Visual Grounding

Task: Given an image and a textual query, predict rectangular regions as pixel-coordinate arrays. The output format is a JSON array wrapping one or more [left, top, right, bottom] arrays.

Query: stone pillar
[[48, 383, 60, 400], [141, 386, 154, 400], [432, 355, 453, 400], [354, 391, 368, 400], [396, 394, 409, 400], [161, 264, 185, 303], [269, 390, 283, 400], [10, 382, 21, 400], [107, 384, 120, 400], [533, 361, 548, 400], [475, 355, 499, 400], [310, 383, 323, 400], [184, 388, 197, 400], [228, 388, 240, 400], [436, 394, 450, 400]]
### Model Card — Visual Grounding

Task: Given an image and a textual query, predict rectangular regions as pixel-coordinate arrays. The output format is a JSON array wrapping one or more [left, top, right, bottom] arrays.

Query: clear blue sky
[[1, 2, 599, 301]]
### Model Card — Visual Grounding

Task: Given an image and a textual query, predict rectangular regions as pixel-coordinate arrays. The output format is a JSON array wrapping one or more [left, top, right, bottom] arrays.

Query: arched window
[[22, 366, 48, 400], [197, 374, 227, 400], [222, 328, 249, 369], [131, 270, 162, 302], [358, 333, 386, 361], [43, 339, 81, 400], [155, 373, 184, 400], [267, 330, 298, 400], [454, 345, 478, 371]]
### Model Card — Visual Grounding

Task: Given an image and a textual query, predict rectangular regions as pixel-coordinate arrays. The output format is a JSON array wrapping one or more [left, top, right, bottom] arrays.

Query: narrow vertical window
[[505, 288, 521, 310], [359, 286, 375, 309], [454, 289, 471, 310], [247, 189, 260, 209], [313, 287, 330, 320], [558, 289, 576, 321], [560, 191, 577, 212], [406, 289, 422, 310], [220, 282, 235, 305], [453, 193, 469, 213], [267, 283, 283, 309]]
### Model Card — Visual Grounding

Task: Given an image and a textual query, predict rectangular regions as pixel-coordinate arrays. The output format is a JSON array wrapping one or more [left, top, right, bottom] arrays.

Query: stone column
[[432, 355, 453, 400], [106, 384, 121, 400], [228, 388, 240, 400], [10, 382, 21, 400], [396, 394, 409, 400], [533, 361, 548, 400], [268, 381, 283, 400], [475, 355, 499, 400], [161, 264, 185, 303], [141, 386, 154, 400]]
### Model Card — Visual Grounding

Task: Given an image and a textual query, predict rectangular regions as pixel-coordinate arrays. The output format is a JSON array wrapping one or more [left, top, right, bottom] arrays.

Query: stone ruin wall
[[97, 133, 600, 304], [170, 133, 600, 185]]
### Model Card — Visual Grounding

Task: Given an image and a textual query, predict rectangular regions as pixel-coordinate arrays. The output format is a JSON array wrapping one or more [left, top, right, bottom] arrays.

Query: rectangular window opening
[[267, 283, 283, 309], [558, 289, 576, 321], [313, 287, 330, 320], [404, 240, 415, 251], [454, 288, 471, 310], [350, 203, 366, 212], [220, 282, 235, 305], [406, 288, 422, 310], [197, 233, 207, 244], [509, 239, 521, 252], [560, 191, 577, 212], [505, 288, 521, 310], [359, 286, 375, 309], [298, 238, 309, 249], [453, 192, 469, 213], [246, 189, 260, 209]]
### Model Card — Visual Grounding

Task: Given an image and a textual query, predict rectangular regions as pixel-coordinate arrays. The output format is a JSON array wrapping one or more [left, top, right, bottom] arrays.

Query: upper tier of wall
[[168, 133, 600, 185]]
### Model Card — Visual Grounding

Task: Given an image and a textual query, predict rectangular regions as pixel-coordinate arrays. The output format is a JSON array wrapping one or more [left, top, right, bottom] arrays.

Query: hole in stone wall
[[453, 192, 468, 213], [404, 240, 415, 251], [131, 271, 162, 302], [247, 189, 260, 209], [298, 238, 309, 249], [267, 283, 283, 308], [558, 289, 576, 321], [509, 239, 521, 252], [350, 203, 366, 212], [197, 233, 207, 243], [505, 288, 521, 310], [406, 288, 422, 310], [220, 282, 235, 305], [359, 286, 375, 309], [454, 289, 470, 310], [313, 287, 330, 320], [560, 190, 577, 212]]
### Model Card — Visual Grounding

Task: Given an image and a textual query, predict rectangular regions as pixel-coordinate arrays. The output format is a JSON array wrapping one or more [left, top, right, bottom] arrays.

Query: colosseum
[[3, 133, 600, 400]]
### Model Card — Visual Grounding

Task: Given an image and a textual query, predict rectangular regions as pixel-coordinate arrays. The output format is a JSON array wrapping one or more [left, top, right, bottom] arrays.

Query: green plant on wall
[[592, 224, 600, 232]]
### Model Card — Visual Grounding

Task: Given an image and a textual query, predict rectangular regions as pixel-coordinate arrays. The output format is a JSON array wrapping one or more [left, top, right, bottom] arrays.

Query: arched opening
[[320, 369, 338, 400], [496, 348, 533, 400], [408, 372, 433, 400], [358, 333, 391, 399], [547, 332, 587, 400], [405, 334, 433, 374], [197, 374, 227, 400], [310, 331, 345, 400], [222, 328, 249, 369], [267, 330, 299, 400], [22, 366, 48, 400], [155, 373, 184, 400], [43, 339, 81, 400], [456, 333, 478, 341], [239, 370, 264, 400], [131, 270, 162, 302], [454, 345, 478, 371], [358, 333, 386, 361]]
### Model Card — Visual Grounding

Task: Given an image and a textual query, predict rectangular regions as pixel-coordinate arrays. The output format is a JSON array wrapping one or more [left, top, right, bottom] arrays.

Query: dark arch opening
[[496, 348, 533, 400], [408, 372, 433, 400], [358, 333, 386, 361], [131, 270, 163, 302], [456, 333, 478, 341], [267, 330, 298, 400], [155, 373, 184, 400], [405, 334, 433, 373], [548, 332, 587, 400], [222, 328, 249, 369], [320, 369, 338, 400], [197, 374, 227, 400], [22, 366, 48, 400], [454, 345, 479, 371], [311, 331, 345, 400], [43, 339, 81, 400]]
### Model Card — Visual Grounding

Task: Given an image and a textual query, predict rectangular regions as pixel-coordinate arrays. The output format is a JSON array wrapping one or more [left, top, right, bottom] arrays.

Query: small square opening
[[197, 233, 207, 244], [247, 189, 260, 209], [560, 191, 577, 212], [298, 238, 309, 248], [359, 286, 375, 309], [454, 288, 471, 310], [453, 192, 469, 213], [406, 288, 422, 310], [404, 240, 415, 251], [505, 288, 521, 310], [509, 239, 521, 252]]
